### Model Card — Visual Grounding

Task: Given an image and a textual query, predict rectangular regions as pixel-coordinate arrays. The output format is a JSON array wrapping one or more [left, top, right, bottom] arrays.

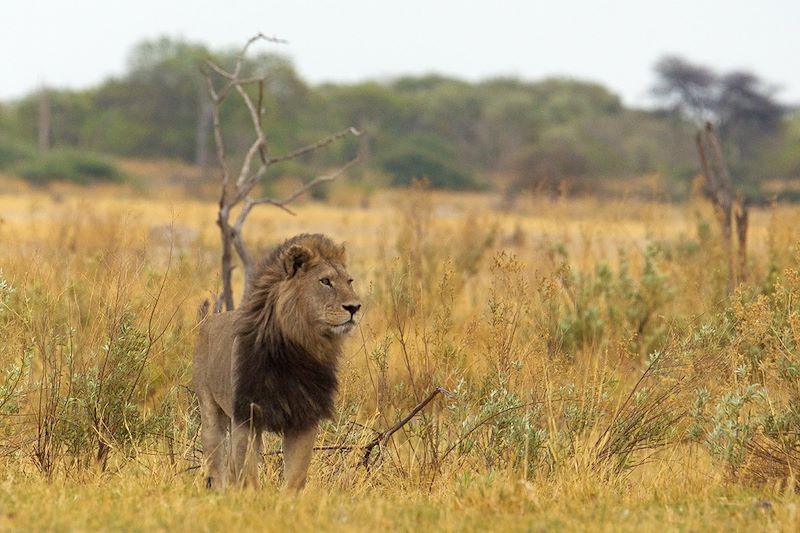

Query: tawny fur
[[193, 234, 361, 490]]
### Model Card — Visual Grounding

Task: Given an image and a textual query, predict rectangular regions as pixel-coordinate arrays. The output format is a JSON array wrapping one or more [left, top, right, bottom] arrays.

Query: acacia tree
[[652, 56, 716, 123], [716, 71, 784, 162], [203, 34, 361, 310], [652, 55, 784, 175]]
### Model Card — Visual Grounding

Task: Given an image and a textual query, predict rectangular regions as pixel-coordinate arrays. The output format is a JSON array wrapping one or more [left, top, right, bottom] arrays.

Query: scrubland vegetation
[[0, 177, 799, 531], [2, 37, 799, 199]]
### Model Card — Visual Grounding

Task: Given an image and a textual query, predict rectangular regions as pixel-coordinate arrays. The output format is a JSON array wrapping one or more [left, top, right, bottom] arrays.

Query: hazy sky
[[2, 0, 798, 106]]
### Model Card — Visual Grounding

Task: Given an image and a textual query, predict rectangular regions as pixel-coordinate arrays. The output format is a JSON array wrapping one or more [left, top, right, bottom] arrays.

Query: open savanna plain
[[1, 177, 800, 532]]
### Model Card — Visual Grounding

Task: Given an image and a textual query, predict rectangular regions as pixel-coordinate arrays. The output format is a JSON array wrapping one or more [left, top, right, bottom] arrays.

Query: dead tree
[[38, 84, 50, 153], [695, 121, 749, 294], [203, 34, 361, 310]]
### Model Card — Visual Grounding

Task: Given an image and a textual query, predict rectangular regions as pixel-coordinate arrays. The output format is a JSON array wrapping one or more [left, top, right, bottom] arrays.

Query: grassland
[[1, 179, 799, 531]]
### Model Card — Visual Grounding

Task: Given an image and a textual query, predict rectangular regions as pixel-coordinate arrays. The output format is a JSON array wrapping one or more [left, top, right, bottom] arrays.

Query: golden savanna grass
[[1, 177, 800, 531]]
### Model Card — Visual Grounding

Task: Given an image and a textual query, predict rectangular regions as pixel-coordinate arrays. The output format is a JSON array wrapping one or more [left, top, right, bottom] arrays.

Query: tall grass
[[0, 187, 799, 529]]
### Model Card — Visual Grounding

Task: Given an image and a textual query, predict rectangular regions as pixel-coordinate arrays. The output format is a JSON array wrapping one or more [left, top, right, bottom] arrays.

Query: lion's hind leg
[[199, 397, 229, 489]]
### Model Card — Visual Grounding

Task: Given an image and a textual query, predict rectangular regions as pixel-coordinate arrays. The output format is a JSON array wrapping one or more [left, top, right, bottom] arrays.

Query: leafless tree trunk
[[203, 34, 361, 311], [695, 121, 748, 294], [38, 84, 50, 153], [194, 83, 212, 168]]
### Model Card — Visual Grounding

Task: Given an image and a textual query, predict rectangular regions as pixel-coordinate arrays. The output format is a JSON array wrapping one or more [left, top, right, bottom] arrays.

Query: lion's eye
[[348, 279, 353, 285], [320, 278, 332, 287]]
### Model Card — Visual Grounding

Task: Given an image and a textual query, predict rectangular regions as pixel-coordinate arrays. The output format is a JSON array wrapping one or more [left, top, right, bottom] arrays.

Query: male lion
[[193, 233, 361, 490]]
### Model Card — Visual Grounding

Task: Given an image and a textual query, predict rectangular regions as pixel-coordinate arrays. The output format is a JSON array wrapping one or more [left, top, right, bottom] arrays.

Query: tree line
[[0, 37, 797, 197]]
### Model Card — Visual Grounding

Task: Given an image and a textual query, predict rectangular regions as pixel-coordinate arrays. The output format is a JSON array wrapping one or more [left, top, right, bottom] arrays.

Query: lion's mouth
[[330, 319, 356, 335]]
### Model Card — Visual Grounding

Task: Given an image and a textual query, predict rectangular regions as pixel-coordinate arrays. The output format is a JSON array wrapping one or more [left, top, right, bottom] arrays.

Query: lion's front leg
[[282, 424, 319, 491], [231, 418, 263, 488]]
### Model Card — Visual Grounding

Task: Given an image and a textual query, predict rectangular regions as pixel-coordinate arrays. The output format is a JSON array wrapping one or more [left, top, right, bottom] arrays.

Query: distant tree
[[316, 82, 414, 166], [762, 112, 800, 179], [413, 82, 484, 169], [15, 89, 94, 149], [507, 141, 590, 195], [376, 133, 476, 190], [84, 38, 311, 166], [653, 55, 783, 133], [478, 88, 542, 168], [652, 55, 785, 179], [392, 74, 461, 93], [716, 71, 783, 159], [530, 78, 623, 119], [652, 55, 716, 122], [37, 85, 50, 152], [121, 37, 211, 163]]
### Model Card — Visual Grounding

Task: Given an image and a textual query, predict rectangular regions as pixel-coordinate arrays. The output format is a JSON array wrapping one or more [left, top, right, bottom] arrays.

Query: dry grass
[[1, 179, 800, 531]]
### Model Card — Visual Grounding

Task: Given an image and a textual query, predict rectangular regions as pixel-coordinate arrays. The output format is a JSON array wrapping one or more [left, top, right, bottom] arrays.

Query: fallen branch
[[262, 386, 452, 468], [361, 386, 452, 468]]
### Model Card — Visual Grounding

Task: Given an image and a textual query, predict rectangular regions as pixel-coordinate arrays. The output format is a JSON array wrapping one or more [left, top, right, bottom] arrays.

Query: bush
[[17, 149, 126, 185], [507, 142, 591, 195], [0, 136, 35, 170], [376, 134, 478, 190]]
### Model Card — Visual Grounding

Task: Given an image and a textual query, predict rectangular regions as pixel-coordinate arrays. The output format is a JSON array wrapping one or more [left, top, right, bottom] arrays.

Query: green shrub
[[551, 243, 673, 356], [376, 134, 478, 190], [17, 149, 126, 185], [0, 136, 35, 170]]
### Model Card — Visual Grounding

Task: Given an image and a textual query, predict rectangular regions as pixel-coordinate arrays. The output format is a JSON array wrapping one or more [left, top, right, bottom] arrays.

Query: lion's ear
[[283, 244, 314, 277]]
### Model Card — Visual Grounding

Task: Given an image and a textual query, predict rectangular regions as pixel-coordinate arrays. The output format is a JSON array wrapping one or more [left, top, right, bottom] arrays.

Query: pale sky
[[2, 0, 798, 107]]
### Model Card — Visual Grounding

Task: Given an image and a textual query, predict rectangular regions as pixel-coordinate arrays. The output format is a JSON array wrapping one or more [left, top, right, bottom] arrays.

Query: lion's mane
[[232, 234, 347, 433]]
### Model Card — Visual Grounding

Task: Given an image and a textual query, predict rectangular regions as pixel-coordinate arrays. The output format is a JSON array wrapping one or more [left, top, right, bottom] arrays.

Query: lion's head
[[236, 234, 361, 360]]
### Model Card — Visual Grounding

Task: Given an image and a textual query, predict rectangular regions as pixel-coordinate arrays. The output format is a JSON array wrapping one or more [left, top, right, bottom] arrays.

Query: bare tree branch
[[203, 34, 362, 310], [269, 127, 362, 165], [203, 62, 267, 87], [270, 156, 361, 206], [237, 137, 267, 189]]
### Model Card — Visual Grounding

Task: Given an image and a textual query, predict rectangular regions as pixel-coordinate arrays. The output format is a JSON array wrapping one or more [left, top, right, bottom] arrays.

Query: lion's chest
[[233, 339, 338, 433]]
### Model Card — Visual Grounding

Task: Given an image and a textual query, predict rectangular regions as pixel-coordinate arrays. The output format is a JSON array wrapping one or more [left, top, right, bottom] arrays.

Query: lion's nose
[[343, 304, 361, 316]]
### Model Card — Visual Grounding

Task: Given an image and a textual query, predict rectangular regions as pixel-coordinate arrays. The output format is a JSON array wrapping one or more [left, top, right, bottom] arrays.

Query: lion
[[193, 233, 361, 490]]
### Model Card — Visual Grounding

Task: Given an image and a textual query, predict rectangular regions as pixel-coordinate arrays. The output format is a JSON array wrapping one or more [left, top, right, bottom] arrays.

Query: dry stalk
[[593, 348, 692, 474], [740, 433, 800, 488]]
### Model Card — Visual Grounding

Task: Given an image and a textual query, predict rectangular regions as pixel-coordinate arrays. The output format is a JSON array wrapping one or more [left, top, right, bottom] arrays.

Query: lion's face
[[299, 259, 361, 336], [274, 241, 362, 345]]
